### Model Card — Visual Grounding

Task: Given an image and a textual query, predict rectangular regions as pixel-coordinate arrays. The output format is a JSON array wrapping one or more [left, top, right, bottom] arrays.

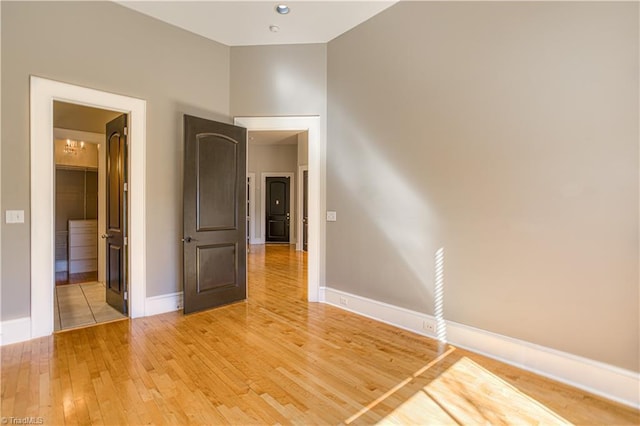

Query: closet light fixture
[[64, 139, 85, 155]]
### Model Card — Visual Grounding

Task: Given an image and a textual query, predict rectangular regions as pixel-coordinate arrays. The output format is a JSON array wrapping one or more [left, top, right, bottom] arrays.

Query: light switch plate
[[326, 211, 337, 222], [6, 210, 25, 224]]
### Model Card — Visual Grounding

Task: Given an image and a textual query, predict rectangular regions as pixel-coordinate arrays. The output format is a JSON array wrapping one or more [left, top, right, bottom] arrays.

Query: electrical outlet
[[423, 319, 436, 334], [339, 297, 349, 306]]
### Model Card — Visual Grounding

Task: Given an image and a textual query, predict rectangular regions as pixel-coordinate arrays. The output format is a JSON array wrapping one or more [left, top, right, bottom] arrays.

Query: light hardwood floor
[[1, 245, 638, 425]]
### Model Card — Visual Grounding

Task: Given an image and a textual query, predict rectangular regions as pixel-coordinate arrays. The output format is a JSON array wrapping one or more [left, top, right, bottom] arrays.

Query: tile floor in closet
[[54, 281, 126, 331]]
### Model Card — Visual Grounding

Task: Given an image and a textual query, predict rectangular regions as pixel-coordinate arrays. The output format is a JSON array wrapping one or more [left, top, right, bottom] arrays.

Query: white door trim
[[30, 76, 147, 338], [261, 172, 295, 244], [234, 116, 325, 303], [297, 165, 308, 251]]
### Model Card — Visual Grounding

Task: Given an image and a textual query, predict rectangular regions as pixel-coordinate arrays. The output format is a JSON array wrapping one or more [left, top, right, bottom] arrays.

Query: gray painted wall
[[1, 1, 230, 319], [248, 143, 298, 240], [327, 2, 639, 371], [230, 44, 327, 118]]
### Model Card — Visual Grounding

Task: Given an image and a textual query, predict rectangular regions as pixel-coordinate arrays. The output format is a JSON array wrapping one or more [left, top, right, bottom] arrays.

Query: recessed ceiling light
[[275, 4, 290, 15], [269, 25, 280, 32]]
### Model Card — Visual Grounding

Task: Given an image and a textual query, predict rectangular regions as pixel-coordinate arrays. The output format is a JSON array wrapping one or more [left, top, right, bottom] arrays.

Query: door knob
[[182, 236, 193, 243], [101, 233, 113, 239]]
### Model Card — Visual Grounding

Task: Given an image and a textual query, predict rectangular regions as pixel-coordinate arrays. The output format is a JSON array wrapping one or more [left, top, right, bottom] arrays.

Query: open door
[[183, 115, 247, 314], [103, 114, 127, 314]]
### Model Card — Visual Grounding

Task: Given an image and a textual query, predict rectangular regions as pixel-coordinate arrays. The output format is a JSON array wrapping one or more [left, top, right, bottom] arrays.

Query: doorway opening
[[235, 116, 324, 303], [247, 130, 301, 246], [30, 76, 147, 339], [53, 102, 129, 331]]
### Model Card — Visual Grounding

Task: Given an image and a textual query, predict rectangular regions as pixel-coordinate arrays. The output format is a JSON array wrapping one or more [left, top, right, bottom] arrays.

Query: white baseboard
[[323, 287, 640, 409], [0, 317, 31, 346], [250, 238, 265, 245], [145, 292, 183, 316], [1, 292, 185, 347]]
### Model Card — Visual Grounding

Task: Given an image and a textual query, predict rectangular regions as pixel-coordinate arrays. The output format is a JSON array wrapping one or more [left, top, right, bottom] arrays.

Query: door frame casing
[[297, 165, 308, 251], [30, 76, 146, 338], [261, 172, 295, 244], [247, 173, 256, 244], [234, 116, 325, 303]]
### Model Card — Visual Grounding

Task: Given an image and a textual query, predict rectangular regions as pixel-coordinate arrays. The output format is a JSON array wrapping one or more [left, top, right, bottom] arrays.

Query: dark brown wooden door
[[303, 170, 308, 252], [183, 115, 247, 314], [265, 177, 290, 243], [104, 114, 127, 314]]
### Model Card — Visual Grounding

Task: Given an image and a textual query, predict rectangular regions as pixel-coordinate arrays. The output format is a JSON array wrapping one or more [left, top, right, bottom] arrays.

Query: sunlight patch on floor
[[345, 346, 456, 424], [378, 356, 571, 425], [424, 356, 571, 424], [376, 390, 457, 425], [345, 348, 572, 425]]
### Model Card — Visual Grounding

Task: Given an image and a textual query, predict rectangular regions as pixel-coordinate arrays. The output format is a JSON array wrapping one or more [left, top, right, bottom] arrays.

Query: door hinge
[[124, 126, 128, 136], [124, 182, 128, 192], [124, 291, 128, 300], [124, 236, 128, 246]]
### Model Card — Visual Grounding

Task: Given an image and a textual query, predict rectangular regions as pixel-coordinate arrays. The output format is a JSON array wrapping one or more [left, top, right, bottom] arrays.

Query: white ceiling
[[117, 1, 397, 46]]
